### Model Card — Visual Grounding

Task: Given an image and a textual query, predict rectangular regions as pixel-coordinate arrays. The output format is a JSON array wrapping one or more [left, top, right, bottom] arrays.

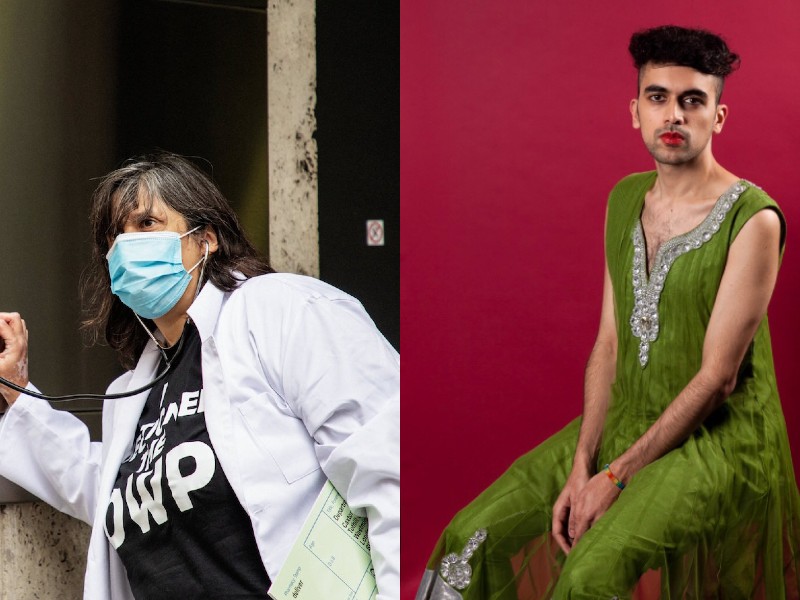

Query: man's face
[[630, 63, 728, 166]]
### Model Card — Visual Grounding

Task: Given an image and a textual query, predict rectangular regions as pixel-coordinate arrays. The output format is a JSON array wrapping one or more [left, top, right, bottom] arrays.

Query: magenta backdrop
[[401, 2, 800, 598]]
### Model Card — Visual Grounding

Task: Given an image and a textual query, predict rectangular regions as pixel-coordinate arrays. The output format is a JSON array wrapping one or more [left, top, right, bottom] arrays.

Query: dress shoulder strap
[[728, 184, 786, 254], [605, 171, 656, 273]]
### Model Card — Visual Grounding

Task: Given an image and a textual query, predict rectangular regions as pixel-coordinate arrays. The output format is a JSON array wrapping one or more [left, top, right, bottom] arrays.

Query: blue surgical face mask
[[106, 227, 205, 319]]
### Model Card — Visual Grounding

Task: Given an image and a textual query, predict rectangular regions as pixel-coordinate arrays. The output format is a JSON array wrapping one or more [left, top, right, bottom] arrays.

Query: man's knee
[[553, 557, 628, 600]]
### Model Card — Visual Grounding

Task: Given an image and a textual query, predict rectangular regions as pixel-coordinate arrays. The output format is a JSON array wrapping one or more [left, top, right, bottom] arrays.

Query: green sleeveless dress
[[417, 172, 800, 599]]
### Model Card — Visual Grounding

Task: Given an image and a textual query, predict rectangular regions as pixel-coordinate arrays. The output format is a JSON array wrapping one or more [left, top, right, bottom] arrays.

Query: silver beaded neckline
[[629, 180, 748, 367]]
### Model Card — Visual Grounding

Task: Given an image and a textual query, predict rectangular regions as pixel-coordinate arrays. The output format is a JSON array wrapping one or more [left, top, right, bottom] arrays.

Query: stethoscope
[[0, 240, 207, 403], [0, 334, 185, 402]]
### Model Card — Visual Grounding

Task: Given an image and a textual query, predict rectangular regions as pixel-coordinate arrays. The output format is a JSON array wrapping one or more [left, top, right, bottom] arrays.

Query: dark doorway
[[115, 0, 268, 253], [316, 4, 400, 350]]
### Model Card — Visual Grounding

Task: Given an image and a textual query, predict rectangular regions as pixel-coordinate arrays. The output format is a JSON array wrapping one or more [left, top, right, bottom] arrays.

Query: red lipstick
[[660, 132, 684, 146]]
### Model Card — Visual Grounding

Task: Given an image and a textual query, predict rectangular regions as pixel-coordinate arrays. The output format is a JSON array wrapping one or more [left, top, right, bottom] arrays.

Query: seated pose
[[0, 153, 400, 599], [417, 25, 800, 599]]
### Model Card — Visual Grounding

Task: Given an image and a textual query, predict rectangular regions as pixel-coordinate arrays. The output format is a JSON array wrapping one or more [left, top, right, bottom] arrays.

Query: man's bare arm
[[552, 223, 618, 554], [574, 260, 618, 473]]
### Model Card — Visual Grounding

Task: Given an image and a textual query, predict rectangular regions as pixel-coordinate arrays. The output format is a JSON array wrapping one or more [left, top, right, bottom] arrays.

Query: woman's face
[[110, 189, 219, 322], [115, 192, 208, 274]]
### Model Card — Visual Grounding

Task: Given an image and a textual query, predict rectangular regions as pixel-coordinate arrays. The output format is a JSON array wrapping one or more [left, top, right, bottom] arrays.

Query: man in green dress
[[418, 25, 800, 599]]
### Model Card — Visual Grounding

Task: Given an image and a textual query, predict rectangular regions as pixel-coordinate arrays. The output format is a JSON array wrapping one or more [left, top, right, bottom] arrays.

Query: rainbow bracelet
[[603, 464, 625, 490]]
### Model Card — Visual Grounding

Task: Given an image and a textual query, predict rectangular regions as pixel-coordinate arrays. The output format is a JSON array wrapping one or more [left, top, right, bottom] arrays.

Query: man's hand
[[566, 469, 622, 551], [552, 468, 591, 554], [0, 312, 29, 406]]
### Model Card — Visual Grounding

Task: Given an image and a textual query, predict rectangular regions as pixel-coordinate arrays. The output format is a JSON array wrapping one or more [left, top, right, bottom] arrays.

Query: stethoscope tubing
[[0, 333, 185, 403]]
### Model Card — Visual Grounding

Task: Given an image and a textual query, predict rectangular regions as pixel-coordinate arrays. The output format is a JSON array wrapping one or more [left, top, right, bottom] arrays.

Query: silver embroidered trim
[[438, 529, 487, 590], [416, 569, 463, 600], [630, 181, 748, 367]]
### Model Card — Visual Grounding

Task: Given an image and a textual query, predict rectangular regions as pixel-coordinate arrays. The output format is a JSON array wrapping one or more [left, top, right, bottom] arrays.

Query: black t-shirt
[[105, 322, 271, 599]]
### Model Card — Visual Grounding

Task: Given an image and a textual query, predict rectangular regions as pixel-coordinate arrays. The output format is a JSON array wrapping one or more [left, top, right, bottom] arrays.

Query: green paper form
[[268, 480, 377, 600]]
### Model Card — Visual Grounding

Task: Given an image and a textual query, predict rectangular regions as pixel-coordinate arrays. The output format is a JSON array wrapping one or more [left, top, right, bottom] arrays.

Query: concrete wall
[[0, 1, 318, 597]]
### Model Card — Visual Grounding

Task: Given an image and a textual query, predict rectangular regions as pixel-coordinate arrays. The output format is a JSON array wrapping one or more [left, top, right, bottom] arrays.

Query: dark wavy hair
[[629, 25, 740, 101], [81, 152, 274, 368]]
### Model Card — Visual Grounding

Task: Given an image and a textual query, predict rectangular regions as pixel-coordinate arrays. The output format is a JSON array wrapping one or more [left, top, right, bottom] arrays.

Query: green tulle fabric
[[424, 172, 800, 599]]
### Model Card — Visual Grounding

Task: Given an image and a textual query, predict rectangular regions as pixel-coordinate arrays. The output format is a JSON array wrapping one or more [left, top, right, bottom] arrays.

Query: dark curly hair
[[629, 25, 740, 101], [81, 152, 274, 369]]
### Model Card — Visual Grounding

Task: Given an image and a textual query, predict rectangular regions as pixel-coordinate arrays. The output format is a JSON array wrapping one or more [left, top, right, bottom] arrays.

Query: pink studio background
[[401, 2, 800, 598]]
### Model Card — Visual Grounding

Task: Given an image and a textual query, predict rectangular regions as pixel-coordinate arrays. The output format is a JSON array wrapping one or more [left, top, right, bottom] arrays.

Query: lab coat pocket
[[238, 392, 321, 484]]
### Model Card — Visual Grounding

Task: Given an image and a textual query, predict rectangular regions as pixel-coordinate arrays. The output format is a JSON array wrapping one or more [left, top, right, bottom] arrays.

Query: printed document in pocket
[[268, 480, 377, 600]]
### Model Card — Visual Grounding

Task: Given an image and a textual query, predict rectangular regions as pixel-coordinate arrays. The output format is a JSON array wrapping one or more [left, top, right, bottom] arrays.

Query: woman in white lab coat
[[0, 153, 399, 600]]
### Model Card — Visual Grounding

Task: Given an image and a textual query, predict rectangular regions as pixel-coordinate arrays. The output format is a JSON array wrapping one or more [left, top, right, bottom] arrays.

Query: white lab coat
[[0, 273, 400, 599]]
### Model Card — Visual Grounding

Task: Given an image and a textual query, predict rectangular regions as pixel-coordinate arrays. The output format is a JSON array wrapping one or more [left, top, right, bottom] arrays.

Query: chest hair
[[640, 193, 717, 272]]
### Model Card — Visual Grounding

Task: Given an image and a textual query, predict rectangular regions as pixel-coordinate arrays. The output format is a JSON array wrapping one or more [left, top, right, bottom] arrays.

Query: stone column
[[267, 0, 319, 276], [0, 505, 91, 599]]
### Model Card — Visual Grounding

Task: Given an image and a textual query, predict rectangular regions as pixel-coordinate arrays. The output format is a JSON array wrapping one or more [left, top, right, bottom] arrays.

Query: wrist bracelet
[[603, 464, 625, 490]]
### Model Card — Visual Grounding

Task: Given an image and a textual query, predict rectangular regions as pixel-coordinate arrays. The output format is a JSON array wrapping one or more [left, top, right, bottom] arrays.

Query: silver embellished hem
[[630, 181, 749, 367], [438, 529, 488, 591], [416, 569, 463, 600]]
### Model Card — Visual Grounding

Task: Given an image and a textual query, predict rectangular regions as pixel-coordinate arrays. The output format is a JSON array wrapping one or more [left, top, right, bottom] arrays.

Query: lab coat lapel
[[188, 283, 242, 498], [87, 343, 161, 600], [97, 343, 161, 501]]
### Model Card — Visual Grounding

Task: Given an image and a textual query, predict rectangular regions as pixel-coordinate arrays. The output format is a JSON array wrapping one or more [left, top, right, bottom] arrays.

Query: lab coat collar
[[188, 279, 228, 342]]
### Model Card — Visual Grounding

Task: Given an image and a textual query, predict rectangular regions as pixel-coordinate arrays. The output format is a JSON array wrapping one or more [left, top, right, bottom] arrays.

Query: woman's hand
[[0, 312, 29, 406]]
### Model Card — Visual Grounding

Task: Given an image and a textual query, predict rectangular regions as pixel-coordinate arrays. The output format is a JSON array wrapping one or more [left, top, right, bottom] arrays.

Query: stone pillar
[[268, 0, 319, 276], [0, 505, 90, 600]]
